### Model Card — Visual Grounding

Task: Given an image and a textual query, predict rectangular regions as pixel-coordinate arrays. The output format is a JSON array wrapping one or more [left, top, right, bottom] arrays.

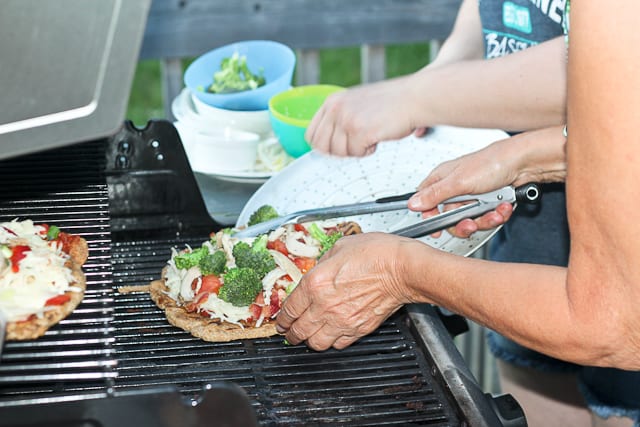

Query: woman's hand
[[275, 233, 420, 351], [408, 127, 567, 238], [305, 76, 422, 157]]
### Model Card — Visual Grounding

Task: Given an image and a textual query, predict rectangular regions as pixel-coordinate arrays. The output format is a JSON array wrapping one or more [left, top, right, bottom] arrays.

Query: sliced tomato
[[38, 223, 49, 236], [269, 292, 282, 316], [249, 303, 262, 320], [293, 256, 316, 274], [53, 232, 82, 255], [293, 223, 307, 233], [254, 292, 265, 305], [267, 239, 289, 256], [185, 292, 210, 312], [45, 294, 71, 306], [200, 275, 222, 295], [10, 245, 31, 273]]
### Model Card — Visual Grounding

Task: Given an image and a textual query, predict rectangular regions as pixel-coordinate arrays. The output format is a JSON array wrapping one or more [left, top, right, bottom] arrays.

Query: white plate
[[236, 126, 509, 257]]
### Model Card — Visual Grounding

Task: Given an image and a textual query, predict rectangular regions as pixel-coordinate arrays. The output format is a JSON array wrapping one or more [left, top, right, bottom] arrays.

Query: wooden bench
[[139, 0, 462, 119]]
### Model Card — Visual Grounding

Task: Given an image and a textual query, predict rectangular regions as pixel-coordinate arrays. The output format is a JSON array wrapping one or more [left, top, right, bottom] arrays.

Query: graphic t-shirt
[[479, 0, 567, 58]]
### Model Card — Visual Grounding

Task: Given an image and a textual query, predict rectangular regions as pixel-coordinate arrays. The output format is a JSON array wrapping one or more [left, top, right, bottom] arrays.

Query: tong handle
[[391, 183, 541, 238]]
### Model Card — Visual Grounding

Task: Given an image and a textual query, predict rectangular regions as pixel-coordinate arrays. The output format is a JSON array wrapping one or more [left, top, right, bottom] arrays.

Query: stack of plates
[[171, 88, 293, 184]]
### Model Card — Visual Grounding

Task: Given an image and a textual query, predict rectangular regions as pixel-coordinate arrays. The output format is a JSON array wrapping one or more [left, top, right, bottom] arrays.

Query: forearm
[[502, 125, 567, 185], [398, 241, 637, 369], [407, 37, 567, 131]]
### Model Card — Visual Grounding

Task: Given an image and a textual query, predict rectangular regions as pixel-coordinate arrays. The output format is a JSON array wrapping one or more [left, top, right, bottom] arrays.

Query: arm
[[277, 1, 640, 369], [307, 36, 567, 157], [427, 0, 485, 67], [561, 0, 640, 368], [408, 125, 567, 237]]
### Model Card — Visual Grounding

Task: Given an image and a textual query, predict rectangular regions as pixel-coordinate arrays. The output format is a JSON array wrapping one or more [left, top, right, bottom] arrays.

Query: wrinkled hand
[[276, 233, 415, 351], [305, 76, 421, 157], [407, 139, 519, 238]]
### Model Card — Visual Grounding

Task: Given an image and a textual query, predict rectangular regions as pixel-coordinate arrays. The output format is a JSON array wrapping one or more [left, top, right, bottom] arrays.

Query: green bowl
[[269, 84, 344, 157]]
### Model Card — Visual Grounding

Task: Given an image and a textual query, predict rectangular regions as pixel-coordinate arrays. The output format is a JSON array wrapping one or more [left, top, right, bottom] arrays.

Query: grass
[[125, 43, 432, 126]]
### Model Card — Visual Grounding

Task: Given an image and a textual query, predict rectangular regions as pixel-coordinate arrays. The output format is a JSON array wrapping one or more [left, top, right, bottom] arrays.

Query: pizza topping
[[284, 229, 321, 258], [162, 220, 350, 327], [9, 245, 31, 273], [218, 267, 262, 307], [0, 220, 82, 322], [268, 249, 303, 284]]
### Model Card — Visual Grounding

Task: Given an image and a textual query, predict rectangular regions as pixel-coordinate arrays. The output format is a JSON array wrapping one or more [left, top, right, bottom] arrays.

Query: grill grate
[[110, 237, 461, 426], [0, 140, 115, 405], [0, 126, 509, 426]]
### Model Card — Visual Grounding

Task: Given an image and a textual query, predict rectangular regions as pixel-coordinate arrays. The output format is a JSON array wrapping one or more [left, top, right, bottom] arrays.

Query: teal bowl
[[268, 85, 344, 158]]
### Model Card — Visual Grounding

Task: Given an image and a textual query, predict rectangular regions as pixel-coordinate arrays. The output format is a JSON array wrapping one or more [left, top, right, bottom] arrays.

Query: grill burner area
[[0, 121, 524, 426]]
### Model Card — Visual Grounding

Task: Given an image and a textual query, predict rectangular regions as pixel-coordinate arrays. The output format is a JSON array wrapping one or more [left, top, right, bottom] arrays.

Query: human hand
[[407, 139, 519, 238], [275, 233, 417, 351], [305, 76, 421, 157]]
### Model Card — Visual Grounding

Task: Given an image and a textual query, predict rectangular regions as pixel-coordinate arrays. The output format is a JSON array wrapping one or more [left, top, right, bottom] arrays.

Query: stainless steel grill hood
[[0, 0, 150, 160]]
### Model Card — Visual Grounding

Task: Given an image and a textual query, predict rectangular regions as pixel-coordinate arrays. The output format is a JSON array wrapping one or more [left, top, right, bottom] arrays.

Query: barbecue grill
[[0, 2, 526, 425]]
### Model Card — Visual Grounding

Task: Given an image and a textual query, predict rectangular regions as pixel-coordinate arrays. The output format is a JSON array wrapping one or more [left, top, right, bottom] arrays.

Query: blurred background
[[127, 44, 431, 126]]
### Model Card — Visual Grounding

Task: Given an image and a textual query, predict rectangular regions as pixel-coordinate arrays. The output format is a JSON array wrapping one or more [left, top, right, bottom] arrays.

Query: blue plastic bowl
[[184, 40, 296, 111]]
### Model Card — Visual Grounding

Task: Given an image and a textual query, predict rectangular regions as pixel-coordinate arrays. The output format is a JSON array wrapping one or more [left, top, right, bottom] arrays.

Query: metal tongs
[[391, 183, 540, 238], [233, 183, 541, 239]]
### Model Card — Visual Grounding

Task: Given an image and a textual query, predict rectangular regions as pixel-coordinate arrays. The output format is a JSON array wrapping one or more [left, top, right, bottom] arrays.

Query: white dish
[[236, 126, 510, 257], [174, 121, 261, 174], [175, 122, 292, 183], [171, 87, 272, 138]]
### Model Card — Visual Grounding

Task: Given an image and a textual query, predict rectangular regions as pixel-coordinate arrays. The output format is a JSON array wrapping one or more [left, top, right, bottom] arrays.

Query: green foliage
[[126, 44, 431, 126], [219, 267, 262, 307]]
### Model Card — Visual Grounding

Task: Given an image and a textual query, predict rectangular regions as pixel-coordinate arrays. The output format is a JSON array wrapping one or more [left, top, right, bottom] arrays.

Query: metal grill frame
[[0, 122, 522, 427]]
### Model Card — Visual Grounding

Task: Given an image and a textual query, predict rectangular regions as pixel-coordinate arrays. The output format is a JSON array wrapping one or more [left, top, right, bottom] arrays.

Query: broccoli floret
[[174, 246, 208, 270], [308, 223, 343, 257], [199, 250, 227, 276], [232, 235, 276, 277], [219, 267, 262, 307], [248, 205, 279, 226]]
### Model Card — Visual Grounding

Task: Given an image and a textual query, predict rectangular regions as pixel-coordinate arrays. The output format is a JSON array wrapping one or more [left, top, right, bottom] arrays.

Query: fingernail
[[276, 325, 285, 333], [407, 195, 420, 209]]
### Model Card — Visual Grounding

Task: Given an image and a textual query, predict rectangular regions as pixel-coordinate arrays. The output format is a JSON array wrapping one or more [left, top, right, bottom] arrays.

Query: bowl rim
[[184, 40, 296, 104], [269, 84, 344, 127]]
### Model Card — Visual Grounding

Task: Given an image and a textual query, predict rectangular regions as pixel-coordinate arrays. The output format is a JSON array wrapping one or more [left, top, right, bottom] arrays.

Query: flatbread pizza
[[1, 219, 88, 340], [150, 219, 360, 342]]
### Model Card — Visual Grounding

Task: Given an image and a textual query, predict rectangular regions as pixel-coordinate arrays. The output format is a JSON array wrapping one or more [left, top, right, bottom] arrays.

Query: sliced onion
[[269, 250, 303, 284], [179, 266, 200, 301], [285, 232, 320, 258], [261, 267, 285, 302]]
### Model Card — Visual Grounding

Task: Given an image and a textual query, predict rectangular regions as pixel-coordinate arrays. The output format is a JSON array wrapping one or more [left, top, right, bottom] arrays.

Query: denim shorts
[[488, 183, 640, 425]]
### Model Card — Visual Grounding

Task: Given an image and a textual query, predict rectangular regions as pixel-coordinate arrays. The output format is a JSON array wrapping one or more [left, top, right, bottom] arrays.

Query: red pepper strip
[[10, 245, 31, 273], [2, 226, 17, 236], [45, 294, 71, 306]]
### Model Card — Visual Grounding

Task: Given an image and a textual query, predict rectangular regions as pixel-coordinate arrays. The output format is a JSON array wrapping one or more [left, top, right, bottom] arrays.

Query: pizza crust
[[149, 279, 279, 342], [5, 265, 86, 341]]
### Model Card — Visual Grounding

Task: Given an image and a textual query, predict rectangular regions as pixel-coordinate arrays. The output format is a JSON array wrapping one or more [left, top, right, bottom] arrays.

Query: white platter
[[236, 126, 509, 257]]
